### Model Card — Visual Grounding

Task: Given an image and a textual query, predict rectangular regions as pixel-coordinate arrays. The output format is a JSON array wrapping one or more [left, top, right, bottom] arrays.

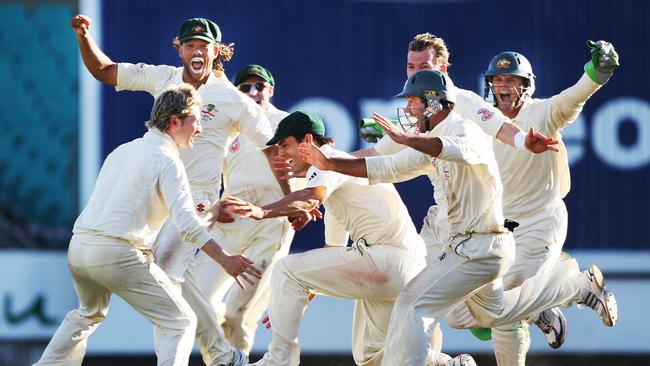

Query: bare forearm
[[495, 122, 522, 147], [324, 157, 368, 178], [261, 189, 322, 219], [398, 135, 443, 157], [201, 239, 227, 265], [77, 33, 117, 85]]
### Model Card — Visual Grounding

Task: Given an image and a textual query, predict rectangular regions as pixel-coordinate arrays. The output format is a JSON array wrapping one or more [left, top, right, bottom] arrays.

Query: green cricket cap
[[266, 111, 325, 146], [234, 64, 276, 86], [178, 18, 221, 43]]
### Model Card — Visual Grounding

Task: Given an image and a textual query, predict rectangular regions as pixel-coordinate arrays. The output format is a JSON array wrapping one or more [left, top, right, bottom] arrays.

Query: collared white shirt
[[73, 129, 212, 250], [367, 111, 506, 237], [116, 63, 273, 196], [494, 73, 601, 219], [305, 146, 420, 249]]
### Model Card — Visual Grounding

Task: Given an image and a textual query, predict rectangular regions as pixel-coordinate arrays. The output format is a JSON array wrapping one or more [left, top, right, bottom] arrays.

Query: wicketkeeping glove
[[584, 40, 619, 85], [359, 118, 385, 144]]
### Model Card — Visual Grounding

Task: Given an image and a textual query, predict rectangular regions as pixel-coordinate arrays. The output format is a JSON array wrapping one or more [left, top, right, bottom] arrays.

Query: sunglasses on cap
[[238, 82, 270, 93]]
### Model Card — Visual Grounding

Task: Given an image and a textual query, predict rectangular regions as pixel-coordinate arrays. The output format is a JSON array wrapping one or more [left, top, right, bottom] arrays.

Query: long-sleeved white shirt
[[116, 63, 273, 196], [375, 87, 506, 154], [73, 129, 213, 250], [495, 73, 601, 219], [305, 146, 422, 250], [367, 111, 506, 237]]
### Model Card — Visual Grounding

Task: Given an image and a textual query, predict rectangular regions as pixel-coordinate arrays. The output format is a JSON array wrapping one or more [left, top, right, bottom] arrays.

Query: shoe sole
[[588, 265, 618, 327], [549, 308, 567, 349]]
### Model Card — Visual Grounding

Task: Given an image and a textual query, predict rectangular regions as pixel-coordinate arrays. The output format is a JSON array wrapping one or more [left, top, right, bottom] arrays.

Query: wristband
[[514, 131, 526, 150]]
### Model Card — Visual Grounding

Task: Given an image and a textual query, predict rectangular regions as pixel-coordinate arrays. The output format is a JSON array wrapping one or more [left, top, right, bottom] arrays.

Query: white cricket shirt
[[73, 129, 212, 250], [367, 111, 506, 237], [495, 73, 601, 219], [116, 63, 273, 195], [305, 146, 419, 249]]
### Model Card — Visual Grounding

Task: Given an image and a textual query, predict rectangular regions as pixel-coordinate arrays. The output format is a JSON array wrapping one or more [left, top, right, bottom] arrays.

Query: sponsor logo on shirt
[[308, 171, 318, 181], [196, 203, 205, 213], [477, 108, 494, 121]]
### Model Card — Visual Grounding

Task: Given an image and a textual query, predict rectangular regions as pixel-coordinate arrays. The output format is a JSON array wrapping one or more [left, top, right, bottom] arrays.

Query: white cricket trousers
[[33, 233, 197, 366], [382, 233, 516, 366], [256, 239, 426, 366], [194, 216, 294, 353], [154, 219, 234, 365], [491, 202, 568, 366]]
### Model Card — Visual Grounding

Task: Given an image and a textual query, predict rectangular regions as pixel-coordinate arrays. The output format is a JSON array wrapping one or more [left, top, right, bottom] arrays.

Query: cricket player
[[299, 70, 618, 366], [193, 64, 295, 354], [70, 15, 286, 366], [356, 33, 561, 364], [453, 40, 621, 366], [33, 85, 261, 366], [222, 111, 429, 366]]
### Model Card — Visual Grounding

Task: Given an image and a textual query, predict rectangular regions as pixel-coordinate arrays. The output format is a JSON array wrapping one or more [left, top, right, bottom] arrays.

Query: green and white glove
[[584, 40, 620, 85], [359, 118, 385, 143]]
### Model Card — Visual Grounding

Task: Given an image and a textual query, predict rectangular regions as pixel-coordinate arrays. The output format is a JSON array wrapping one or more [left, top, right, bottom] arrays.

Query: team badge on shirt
[[201, 104, 217, 121]]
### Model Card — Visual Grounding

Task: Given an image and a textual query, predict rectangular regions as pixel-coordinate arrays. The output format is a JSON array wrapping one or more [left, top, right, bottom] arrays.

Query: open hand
[[298, 135, 330, 170], [373, 112, 410, 144], [524, 127, 559, 153], [222, 196, 265, 220], [221, 254, 262, 289], [288, 208, 323, 231]]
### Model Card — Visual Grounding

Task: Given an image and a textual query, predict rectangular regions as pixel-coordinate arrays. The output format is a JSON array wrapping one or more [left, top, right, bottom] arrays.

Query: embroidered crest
[[495, 58, 511, 69], [192, 25, 206, 34]]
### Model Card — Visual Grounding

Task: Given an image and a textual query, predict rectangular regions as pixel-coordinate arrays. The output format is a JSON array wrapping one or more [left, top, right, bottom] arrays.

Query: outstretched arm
[[298, 137, 369, 178], [223, 186, 325, 220], [71, 15, 117, 85]]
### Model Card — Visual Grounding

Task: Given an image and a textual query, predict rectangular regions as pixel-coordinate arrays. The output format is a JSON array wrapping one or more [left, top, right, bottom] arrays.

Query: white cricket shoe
[[445, 353, 477, 366], [580, 265, 618, 327], [534, 306, 567, 349]]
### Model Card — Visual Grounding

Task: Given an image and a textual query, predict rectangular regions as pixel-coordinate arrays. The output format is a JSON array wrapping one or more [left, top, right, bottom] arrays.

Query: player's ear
[[168, 115, 180, 131], [304, 134, 313, 144]]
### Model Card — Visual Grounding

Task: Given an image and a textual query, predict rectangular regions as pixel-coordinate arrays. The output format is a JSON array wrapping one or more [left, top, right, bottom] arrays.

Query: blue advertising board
[[99, 0, 650, 252]]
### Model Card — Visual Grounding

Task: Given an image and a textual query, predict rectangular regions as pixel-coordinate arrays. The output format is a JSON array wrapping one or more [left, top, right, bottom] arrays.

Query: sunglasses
[[238, 82, 269, 93]]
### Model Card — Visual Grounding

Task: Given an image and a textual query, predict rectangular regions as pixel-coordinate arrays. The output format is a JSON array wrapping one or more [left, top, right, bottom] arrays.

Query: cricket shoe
[[219, 348, 248, 366], [580, 265, 618, 327], [445, 354, 477, 366], [534, 306, 567, 349]]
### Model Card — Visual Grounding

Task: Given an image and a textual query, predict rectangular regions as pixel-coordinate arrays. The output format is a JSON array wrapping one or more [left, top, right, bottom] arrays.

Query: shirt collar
[[145, 128, 180, 157]]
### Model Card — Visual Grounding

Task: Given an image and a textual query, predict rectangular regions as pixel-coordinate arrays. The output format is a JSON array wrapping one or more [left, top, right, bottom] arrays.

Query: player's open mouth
[[190, 57, 205, 74], [499, 93, 512, 102]]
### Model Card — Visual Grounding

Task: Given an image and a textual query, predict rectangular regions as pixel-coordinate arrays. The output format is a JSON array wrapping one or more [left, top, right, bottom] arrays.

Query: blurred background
[[1, 0, 648, 365]]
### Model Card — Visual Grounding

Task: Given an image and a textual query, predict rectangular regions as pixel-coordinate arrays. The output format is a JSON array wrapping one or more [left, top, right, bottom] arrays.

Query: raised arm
[[548, 40, 619, 133], [71, 15, 117, 85]]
